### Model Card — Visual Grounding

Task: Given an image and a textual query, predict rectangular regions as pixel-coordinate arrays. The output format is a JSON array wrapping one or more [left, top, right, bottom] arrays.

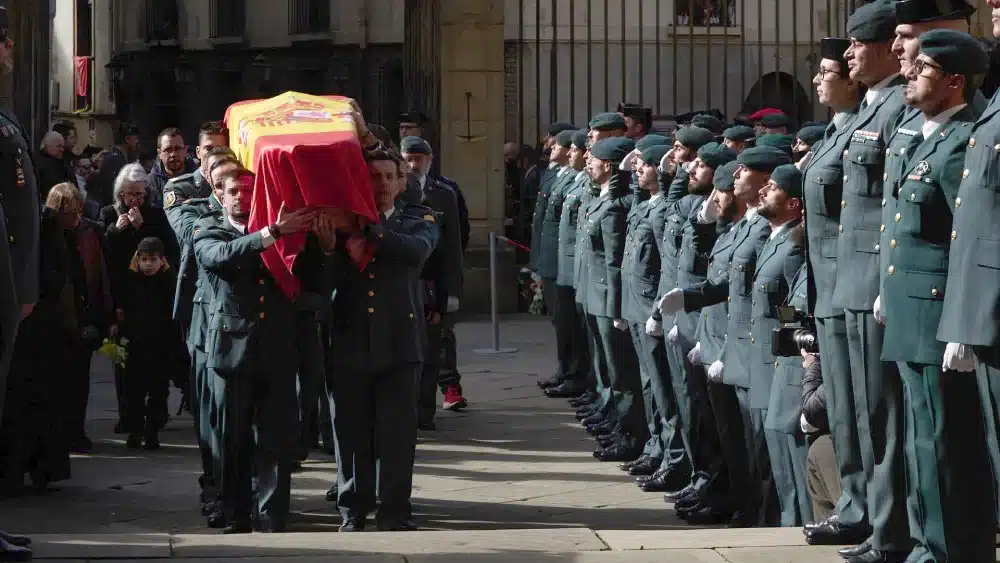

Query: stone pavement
[[1, 315, 997, 560]]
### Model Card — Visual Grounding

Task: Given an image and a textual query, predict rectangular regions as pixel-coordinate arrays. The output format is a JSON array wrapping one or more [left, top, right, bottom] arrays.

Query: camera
[[772, 305, 818, 357]]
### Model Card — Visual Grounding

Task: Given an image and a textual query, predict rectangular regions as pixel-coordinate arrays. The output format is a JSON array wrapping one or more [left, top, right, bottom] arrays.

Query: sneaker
[[442, 386, 468, 411]]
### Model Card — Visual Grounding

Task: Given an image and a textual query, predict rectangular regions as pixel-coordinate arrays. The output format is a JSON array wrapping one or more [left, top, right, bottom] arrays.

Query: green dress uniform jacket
[[573, 182, 596, 307], [622, 196, 669, 324], [765, 261, 809, 434], [683, 213, 771, 388], [802, 112, 857, 319], [833, 78, 908, 312], [529, 165, 559, 271], [693, 221, 737, 366], [538, 168, 577, 280], [675, 195, 718, 342], [556, 172, 587, 288], [583, 179, 629, 319], [879, 109, 924, 301], [655, 167, 691, 301]]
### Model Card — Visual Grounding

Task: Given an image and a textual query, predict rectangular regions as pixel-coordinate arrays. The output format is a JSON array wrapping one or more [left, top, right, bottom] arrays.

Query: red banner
[[73, 57, 89, 98]]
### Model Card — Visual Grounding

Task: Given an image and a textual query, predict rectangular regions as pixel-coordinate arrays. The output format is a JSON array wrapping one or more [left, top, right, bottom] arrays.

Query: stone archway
[[742, 71, 813, 128]]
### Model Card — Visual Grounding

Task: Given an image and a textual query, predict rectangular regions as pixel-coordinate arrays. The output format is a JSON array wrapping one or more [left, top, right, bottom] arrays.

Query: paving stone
[[29, 533, 170, 559], [407, 551, 728, 562], [595, 527, 811, 550], [716, 546, 857, 562]]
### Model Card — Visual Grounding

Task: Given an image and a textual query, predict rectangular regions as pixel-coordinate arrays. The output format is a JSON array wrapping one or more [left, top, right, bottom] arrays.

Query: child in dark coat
[[120, 237, 178, 449]]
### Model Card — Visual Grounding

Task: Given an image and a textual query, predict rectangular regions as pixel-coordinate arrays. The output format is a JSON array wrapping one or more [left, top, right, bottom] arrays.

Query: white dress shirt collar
[[921, 103, 967, 139], [865, 73, 900, 106], [768, 219, 795, 240]]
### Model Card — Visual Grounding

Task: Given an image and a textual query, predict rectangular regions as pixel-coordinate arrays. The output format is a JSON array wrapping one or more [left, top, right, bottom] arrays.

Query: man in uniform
[[792, 125, 826, 164], [722, 126, 756, 154], [807, 0, 906, 547], [660, 146, 791, 525], [329, 150, 440, 532], [581, 137, 646, 462], [620, 104, 653, 140], [761, 113, 791, 134], [0, 6, 40, 558], [939, 0, 1000, 541], [193, 168, 316, 533], [746, 164, 809, 527], [587, 112, 629, 144], [870, 30, 992, 563], [798, 34, 865, 540], [401, 136, 463, 429]]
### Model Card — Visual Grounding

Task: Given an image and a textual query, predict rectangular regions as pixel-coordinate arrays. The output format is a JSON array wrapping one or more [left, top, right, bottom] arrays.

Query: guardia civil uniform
[[328, 200, 439, 530], [582, 137, 646, 461], [193, 212, 301, 532], [800, 36, 868, 536], [746, 165, 808, 527], [529, 123, 575, 274], [879, 30, 994, 563], [814, 1, 908, 545]]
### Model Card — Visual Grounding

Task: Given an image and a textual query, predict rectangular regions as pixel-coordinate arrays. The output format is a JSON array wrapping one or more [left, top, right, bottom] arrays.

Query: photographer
[[799, 350, 840, 523]]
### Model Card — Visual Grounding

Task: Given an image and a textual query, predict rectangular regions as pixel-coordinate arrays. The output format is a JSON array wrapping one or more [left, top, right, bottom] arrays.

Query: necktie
[[824, 121, 837, 142], [860, 98, 870, 111]]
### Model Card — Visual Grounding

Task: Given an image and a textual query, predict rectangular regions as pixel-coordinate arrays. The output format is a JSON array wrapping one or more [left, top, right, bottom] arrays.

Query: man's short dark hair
[[137, 236, 165, 257], [157, 127, 184, 147], [364, 148, 402, 167], [217, 166, 254, 186], [52, 122, 75, 139], [199, 120, 229, 144]]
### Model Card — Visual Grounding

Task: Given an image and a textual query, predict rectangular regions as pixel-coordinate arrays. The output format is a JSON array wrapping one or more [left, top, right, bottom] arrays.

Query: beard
[[757, 201, 779, 219]]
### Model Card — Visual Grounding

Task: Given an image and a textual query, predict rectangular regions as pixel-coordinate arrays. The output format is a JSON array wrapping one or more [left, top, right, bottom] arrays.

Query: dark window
[[216, 70, 244, 116], [74, 0, 93, 110], [294, 69, 326, 96], [211, 0, 246, 38], [75, 0, 92, 57], [674, 0, 737, 26], [145, 0, 179, 41], [289, 0, 331, 35]]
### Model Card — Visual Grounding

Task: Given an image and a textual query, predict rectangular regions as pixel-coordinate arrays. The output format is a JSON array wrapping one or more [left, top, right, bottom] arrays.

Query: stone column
[[436, 0, 515, 313]]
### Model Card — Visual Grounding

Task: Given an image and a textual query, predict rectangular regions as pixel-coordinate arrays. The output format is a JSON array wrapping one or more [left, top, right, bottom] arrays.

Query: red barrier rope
[[496, 235, 531, 252]]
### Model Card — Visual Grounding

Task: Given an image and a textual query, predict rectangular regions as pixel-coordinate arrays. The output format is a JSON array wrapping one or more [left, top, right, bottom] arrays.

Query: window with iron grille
[[145, 0, 179, 42], [211, 0, 246, 38], [289, 0, 331, 35], [674, 0, 737, 27], [74, 0, 94, 111]]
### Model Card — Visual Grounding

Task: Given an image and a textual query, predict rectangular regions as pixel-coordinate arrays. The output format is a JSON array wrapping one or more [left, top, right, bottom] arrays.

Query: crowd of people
[[529, 1, 1000, 562]]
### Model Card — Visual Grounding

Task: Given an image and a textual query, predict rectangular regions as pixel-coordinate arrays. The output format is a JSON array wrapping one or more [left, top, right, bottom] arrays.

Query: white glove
[[873, 295, 885, 324], [707, 360, 724, 382], [666, 325, 679, 343], [446, 296, 460, 313], [943, 342, 977, 373], [795, 151, 813, 170], [659, 151, 672, 174], [681, 160, 694, 172], [530, 272, 541, 284], [687, 341, 703, 365], [657, 288, 685, 316], [620, 149, 640, 171], [645, 317, 664, 336], [698, 197, 720, 223], [613, 318, 629, 331], [800, 413, 819, 434]]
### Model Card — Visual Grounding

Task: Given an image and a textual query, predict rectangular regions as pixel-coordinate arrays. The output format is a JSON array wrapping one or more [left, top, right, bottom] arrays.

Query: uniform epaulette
[[402, 203, 439, 223], [192, 210, 224, 238], [185, 197, 211, 206], [437, 175, 460, 189], [165, 172, 196, 186]]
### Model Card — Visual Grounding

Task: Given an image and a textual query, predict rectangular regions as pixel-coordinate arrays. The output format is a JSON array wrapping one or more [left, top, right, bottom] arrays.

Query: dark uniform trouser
[[585, 313, 613, 415], [212, 364, 298, 531], [296, 310, 327, 459], [333, 363, 420, 521], [438, 317, 461, 390], [807, 434, 842, 522], [555, 284, 586, 384], [630, 324, 665, 461], [192, 347, 217, 493], [764, 429, 811, 527], [418, 320, 443, 424], [868, 358, 910, 552], [542, 278, 569, 380], [576, 304, 597, 392], [590, 315, 645, 448], [897, 362, 995, 563], [736, 388, 778, 525], [707, 381, 751, 513], [975, 344, 1000, 522], [666, 339, 721, 479], [815, 314, 867, 527], [844, 310, 905, 543]]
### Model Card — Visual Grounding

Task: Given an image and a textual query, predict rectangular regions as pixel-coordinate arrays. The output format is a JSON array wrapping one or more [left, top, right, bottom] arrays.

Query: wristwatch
[[270, 223, 282, 240]]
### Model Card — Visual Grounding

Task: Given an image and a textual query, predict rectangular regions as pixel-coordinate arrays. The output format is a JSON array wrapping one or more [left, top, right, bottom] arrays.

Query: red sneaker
[[442, 386, 468, 411]]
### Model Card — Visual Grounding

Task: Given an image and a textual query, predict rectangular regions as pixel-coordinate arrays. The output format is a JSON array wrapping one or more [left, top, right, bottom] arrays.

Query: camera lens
[[793, 329, 818, 353]]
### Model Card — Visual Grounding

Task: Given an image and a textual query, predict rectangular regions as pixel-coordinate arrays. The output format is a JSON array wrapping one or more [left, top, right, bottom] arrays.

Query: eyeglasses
[[816, 68, 842, 80], [911, 59, 945, 76]]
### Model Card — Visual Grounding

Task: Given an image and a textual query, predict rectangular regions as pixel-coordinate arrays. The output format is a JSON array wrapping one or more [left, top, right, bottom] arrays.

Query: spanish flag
[[224, 92, 379, 299]]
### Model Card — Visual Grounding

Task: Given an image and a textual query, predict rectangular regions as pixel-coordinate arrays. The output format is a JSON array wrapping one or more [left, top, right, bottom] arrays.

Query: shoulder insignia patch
[[423, 214, 436, 223], [164, 192, 177, 208]]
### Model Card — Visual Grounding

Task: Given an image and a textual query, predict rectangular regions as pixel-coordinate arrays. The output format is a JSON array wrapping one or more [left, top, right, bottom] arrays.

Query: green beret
[[400, 136, 432, 155], [820, 37, 851, 67], [555, 130, 575, 148], [571, 130, 589, 149], [738, 146, 792, 172], [896, 0, 975, 25], [548, 122, 576, 136], [755, 133, 797, 157], [847, 0, 898, 43], [919, 29, 989, 77], [588, 112, 628, 131], [676, 126, 716, 150], [590, 137, 636, 163], [761, 113, 789, 128], [770, 164, 803, 198], [635, 134, 670, 152], [801, 120, 826, 128], [713, 161, 740, 192], [691, 114, 725, 134], [697, 142, 738, 170], [723, 125, 756, 142], [640, 145, 670, 167], [796, 125, 827, 146]]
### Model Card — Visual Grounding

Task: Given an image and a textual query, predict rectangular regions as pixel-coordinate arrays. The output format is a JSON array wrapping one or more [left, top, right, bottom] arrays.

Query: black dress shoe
[[0, 533, 29, 548], [546, 381, 586, 398], [569, 394, 596, 408], [728, 511, 754, 528], [594, 444, 642, 462], [678, 503, 731, 524], [537, 374, 562, 389], [845, 549, 908, 563], [664, 482, 697, 501], [206, 510, 227, 529], [839, 540, 872, 558], [806, 520, 871, 546], [325, 484, 339, 502], [803, 514, 836, 534], [220, 520, 252, 534], [0, 538, 31, 562], [581, 412, 606, 426], [339, 517, 366, 532], [586, 420, 618, 436], [376, 519, 418, 531], [619, 455, 649, 472], [640, 469, 689, 492], [628, 457, 661, 477]]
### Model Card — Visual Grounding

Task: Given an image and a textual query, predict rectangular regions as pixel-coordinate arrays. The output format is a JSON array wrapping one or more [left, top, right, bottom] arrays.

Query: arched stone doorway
[[742, 72, 813, 127]]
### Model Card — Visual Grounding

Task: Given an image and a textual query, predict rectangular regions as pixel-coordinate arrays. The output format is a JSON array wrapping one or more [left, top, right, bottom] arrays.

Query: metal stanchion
[[474, 232, 517, 355]]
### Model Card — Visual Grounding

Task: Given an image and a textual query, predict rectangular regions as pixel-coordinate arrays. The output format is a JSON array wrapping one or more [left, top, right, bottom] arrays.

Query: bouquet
[[99, 336, 128, 367]]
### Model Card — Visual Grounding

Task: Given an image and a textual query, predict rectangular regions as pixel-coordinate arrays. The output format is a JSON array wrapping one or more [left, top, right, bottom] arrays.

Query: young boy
[[120, 236, 179, 449]]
